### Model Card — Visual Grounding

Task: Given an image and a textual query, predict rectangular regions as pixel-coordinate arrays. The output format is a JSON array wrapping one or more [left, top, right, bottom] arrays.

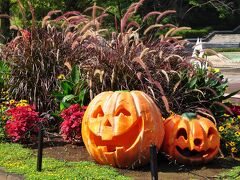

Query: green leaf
[[52, 92, 65, 99], [208, 79, 218, 87], [60, 103, 65, 111], [71, 65, 80, 84], [217, 83, 228, 91], [189, 76, 198, 89], [60, 102, 71, 111], [78, 90, 86, 106], [62, 94, 76, 103], [60, 81, 73, 94]]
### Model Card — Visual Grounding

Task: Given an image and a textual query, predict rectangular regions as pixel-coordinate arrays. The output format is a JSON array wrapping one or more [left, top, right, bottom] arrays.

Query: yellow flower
[[235, 131, 240, 137], [229, 142, 236, 146], [218, 126, 224, 132], [231, 147, 237, 153], [1, 116, 6, 121], [225, 143, 229, 147], [231, 118, 235, 123], [57, 74, 65, 80], [19, 100, 28, 104], [223, 113, 230, 117], [16, 103, 28, 107], [213, 68, 220, 73], [9, 99, 15, 105], [226, 123, 231, 128], [238, 115, 240, 119]]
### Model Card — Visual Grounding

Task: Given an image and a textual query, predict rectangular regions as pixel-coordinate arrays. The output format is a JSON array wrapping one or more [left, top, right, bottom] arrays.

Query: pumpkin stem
[[182, 112, 197, 120]]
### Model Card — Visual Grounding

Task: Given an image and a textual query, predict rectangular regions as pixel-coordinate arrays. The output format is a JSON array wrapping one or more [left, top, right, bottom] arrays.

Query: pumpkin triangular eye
[[207, 127, 216, 138], [115, 107, 131, 116], [92, 106, 104, 118], [176, 128, 188, 140]]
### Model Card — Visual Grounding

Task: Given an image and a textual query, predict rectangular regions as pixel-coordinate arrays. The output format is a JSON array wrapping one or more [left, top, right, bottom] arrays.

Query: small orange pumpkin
[[162, 113, 220, 164], [82, 91, 164, 168]]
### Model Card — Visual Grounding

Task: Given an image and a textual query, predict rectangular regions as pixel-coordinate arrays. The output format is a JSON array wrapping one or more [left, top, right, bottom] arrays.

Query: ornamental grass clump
[[52, 0, 232, 118], [53, 0, 191, 117], [0, 3, 89, 112]]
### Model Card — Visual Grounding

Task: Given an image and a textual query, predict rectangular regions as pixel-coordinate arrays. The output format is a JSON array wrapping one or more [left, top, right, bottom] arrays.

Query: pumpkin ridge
[[104, 92, 120, 115], [102, 91, 115, 113], [130, 91, 142, 117]]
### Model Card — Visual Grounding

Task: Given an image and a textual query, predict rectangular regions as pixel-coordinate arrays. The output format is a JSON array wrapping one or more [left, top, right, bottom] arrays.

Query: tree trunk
[[0, 0, 11, 43]]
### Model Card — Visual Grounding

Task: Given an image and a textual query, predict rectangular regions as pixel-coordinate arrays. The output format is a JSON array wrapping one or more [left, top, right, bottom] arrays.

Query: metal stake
[[37, 123, 44, 172], [150, 144, 158, 180]]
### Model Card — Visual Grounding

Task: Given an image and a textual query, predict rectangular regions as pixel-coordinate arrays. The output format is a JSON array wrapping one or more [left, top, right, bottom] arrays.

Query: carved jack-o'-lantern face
[[162, 113, 220, 164], [82, 91, 164, 168]]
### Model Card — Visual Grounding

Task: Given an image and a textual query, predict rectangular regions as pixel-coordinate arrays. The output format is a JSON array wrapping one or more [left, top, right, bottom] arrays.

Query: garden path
[[209, 34, 240, 43], [0, 168, 23, 180], [209, 53, 240, 101]]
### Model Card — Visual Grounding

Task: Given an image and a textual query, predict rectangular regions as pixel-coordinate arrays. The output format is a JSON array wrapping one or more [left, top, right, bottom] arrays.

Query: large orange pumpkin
[[162, 113, 220, 164], [82, 91, 164, 168]]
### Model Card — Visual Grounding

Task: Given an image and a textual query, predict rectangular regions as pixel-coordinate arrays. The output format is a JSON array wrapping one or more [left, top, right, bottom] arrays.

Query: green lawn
[[1, 143, 240, 179], [218, 165, 240, 179], [0, 143, 130, 180]]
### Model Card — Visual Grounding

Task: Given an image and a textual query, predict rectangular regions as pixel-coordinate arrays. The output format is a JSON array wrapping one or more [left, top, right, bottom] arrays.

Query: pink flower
[[229, 105, 240, 115]]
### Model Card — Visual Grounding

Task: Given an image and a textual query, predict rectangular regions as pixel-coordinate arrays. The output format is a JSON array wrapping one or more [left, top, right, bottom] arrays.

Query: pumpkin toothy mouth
[[176, 146, 215, 158], [89, 117, 142, 152]]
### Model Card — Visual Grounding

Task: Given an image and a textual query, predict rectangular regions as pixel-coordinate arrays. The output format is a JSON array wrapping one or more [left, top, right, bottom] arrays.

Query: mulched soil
[[25, 136, 240, 180]]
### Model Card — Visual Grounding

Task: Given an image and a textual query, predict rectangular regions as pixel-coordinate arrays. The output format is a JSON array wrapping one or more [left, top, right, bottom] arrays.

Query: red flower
[[60, 104, 86, 143], [229, 105, 240, 116], [5, 105, 42, 142]]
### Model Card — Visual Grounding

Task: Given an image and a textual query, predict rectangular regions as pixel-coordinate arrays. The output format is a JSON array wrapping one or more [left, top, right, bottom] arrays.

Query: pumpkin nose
[[104, 119, 112, 127], [194, 138, 202, 146], [101, 119, 114, 140], [189, 138, 202, 150]]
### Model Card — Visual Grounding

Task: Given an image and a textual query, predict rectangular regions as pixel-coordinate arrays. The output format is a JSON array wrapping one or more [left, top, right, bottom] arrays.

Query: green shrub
[[213, 48, 240, 52], [53, 65, 88, 111], [174, 27, 213, 38], [0, 61, 10, 98]]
